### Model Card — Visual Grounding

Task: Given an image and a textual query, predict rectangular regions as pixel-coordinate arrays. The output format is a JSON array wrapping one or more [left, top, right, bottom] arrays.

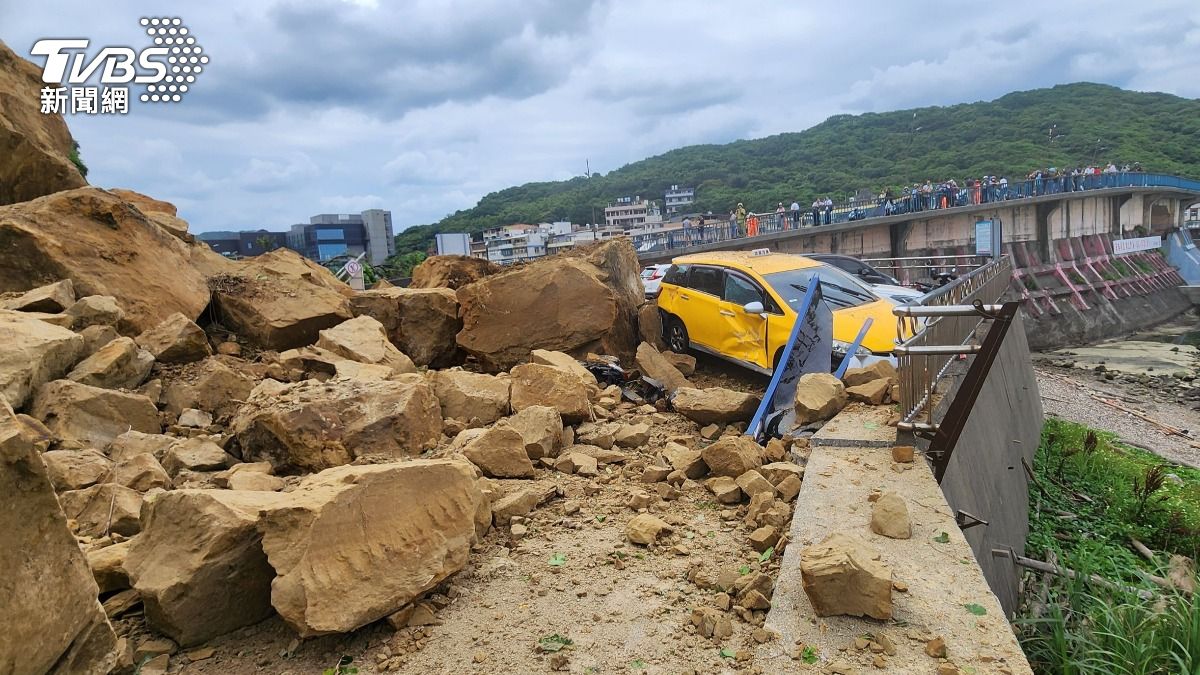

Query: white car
[[641, 264, 672, 298]]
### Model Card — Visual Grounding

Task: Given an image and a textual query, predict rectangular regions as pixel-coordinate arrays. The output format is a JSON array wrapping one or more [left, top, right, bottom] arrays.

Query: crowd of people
[[668, 161, 1150, 247]]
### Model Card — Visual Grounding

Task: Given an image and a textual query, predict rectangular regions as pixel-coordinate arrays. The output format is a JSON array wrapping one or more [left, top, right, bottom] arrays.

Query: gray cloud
[[0, 0, 1197, 236]]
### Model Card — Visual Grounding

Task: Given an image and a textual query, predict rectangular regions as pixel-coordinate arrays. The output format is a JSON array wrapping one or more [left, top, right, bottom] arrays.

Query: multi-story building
[[435, 232, 473, 256], [361, 209, 396, 264], [605, 196, 663, 230], [664, 185, 695, 214], [197, 230, 289, 257]]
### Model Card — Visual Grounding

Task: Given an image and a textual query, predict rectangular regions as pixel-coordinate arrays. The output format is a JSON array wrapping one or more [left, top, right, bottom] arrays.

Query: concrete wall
[[916, 313, 1043, 615]]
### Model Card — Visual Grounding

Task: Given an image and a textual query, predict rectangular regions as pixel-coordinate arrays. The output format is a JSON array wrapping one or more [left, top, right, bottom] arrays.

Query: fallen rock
[[661, 442, 706, 479], [162, 438, 235, 476], [109, 189, 192, 242], [626, 513, 672, 545], [794, 373, 848, 424], [315, 315, 417, 374], [870, 492, 912, 539], [735, 469, 774, 498], [134, 313, 211, 364], [410, 255, 500, 290], [635, 341, 692, 393], [614, 422, 651, 449], [760, 461, 804, 485], [125, 489, 291, 646], [59, 483, 143, 537], [87, 541, 131, 594], [690, 606, 734, 640], [491, 483, 559, 525], [455, 239, 641, 371], [161, 356, 256, 417], [0, 309, 84, 408], [107, 430, 177, 462], [0, 395, 118, 674], [209, 249, 353, 350], [226, 471, 286, 492], [672, 387, 760, 426], [704, 476, 743, 504], [29, 379, 159, 447], [748, 525, 780, 552], [65, 295, 123, 329], [554, 451, 598, 476], [842, 361, 898, 388], [846, 378, 890, 405], [230, 377, 441, 473], [0, 188, 211, 334], [178, 408, 213, 428], [661, 350, 696, 376], [66, 337, 154, 390], [637, 302, 667, 351], [78, 324, 119, 358], [109, 452, 172, 492], [258, 460, 489, 637], [504, 405, 563, 460], [510, 363, 591, 424], [42, 448, 113, 491], [3, 278, 75, 313], [428, 369, 511, 425], [530, 349, 600, 391], [800, 533, 892, 619], [775, 474, 802, 502], [576, 422, 616, 449], [0, 41, 87, 206], [461, 424, 535, 478], [349, 287, 462, 367], [701, 435, 763, 478], [891, 445, 915, 463]]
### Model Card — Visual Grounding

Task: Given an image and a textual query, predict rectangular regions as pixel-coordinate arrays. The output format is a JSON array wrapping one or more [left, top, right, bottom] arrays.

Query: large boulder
[[0, 398, 118, 675], [315, 315, 417, 374], [161, 356, 257, 417], [134, 312, 212, 364], [794, 373, 848, 425], [0, 188, 210, 334], [0, 309, 83, 408], [125, 489, 291, 647], [672, 387, 760, 426], [3, 278, 75, 313], [428, 369, 511, 425], [29, 380, 159, 447], [0, 41, 87, 206], [230, 377, 441, 473], [635, 342, 692, 393], [42, 448, 113, 491], [701, 435, 764, 478], [800, 533, 893, 620], [504, 405, 563, 460], [637, 302, 667, 351], [510, 363, 592, 424], [258, 460, 490, 637], [455, 239, 641, 372], [58, 483, 144, 537], [209, 249, 353, 350], [66, 337, 154, 390], [109, 189, 192, 242], [410, 255, 500, 290], [461, 424, 535, 478], [349, 287, 462, 367]]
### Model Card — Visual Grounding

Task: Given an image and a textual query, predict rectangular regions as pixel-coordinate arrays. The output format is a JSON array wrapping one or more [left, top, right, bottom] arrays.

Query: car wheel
[[667, 317, 690, 353]]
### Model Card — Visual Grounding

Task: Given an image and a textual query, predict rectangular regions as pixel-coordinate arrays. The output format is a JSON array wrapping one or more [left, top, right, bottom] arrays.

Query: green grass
[[68, 140, 88, 179], [1018, 419, 1200, 674]]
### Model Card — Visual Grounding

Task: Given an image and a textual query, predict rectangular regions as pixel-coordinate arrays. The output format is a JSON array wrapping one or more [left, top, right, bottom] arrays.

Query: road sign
[[344, 259, 362, 277]]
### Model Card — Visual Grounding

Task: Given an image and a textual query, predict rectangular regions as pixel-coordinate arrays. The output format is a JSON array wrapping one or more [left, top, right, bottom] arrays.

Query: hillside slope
[[395, 83, 1200, 255]]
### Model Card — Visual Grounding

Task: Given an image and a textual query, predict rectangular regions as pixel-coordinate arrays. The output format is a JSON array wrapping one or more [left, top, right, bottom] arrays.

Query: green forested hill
[[394, 83, 1200, 255]]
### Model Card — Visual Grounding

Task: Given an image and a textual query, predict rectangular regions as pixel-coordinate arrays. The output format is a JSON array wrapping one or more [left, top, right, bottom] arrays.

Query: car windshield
[[762, 264, 880, 310], [640, 267, 657, 278]]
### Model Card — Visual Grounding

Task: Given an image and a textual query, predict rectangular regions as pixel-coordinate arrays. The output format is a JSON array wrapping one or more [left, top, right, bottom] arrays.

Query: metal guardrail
[[861, 254, 989, 285], [633, 172, 1200, 255], [892, 256, 1013, 431]]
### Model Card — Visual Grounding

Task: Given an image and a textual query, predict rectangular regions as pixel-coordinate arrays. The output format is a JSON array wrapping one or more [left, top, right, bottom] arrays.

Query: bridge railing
[[891, 255, 1013, 431], [634, 171, 1200, 256], [861, 254, 990, 285]]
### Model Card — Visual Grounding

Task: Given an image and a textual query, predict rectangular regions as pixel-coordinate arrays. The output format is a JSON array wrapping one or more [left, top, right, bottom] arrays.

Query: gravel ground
[[1036, 366, 1200, 469]]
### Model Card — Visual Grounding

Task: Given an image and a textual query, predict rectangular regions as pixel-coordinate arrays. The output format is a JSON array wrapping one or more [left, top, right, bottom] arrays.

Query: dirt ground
[[115, 368, 798, 675]]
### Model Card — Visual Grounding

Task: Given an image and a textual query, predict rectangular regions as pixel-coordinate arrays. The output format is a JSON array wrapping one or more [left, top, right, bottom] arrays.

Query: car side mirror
[[742, 301, 765, 315]]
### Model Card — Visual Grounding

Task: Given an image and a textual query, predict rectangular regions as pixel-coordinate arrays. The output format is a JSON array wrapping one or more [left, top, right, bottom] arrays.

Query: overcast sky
[[2, 0, 1198, 234]]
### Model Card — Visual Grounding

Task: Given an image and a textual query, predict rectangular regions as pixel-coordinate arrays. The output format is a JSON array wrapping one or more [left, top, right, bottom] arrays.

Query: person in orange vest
[[747, 213, 759, 236]]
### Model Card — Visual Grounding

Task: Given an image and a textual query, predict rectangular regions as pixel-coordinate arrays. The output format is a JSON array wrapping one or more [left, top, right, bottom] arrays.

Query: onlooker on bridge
[[810, 198, 821, 227], [822, 197, 833, 224], [735, 203, 747, 236], [682, 216, 693, 245], [728, 209, 737, 239], [790, 200, 801, 229], [747, 212, 760, 236], [775, 203, 786, 232]]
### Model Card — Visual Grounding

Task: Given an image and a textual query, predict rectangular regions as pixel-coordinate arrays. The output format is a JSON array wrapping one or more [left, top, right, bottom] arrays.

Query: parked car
[[641, 263, 672, 298], [656, 251, 912, 375], [805, 254, 924, 304]]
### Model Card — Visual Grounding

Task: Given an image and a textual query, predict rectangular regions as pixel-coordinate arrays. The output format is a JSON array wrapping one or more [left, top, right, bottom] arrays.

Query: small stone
[[925, 636, 947, 658], [705, 476, 743, 504], [870, 492, 911, 539], [627, 491, 654, 511], [700, 423, 721, 440], [177, 408, 213, 428], [891, 445, 914, 463], [217, 341, 242, 356], [775, 474, 802, 502], [626, 513, 671, 545], [510, 523, 528, 541], [562, 500, 580, 515], [641, 465, 671, 482], [748, 525, 779, 552], [892, 580, 908, 592], [139, 654, 169, 675], [473, 651, 487, 663], [872, 655, 887, 668], [185, 647, 216, 662], [714, 592, 731, 611], [735, 470, 774, 498], [937, 665, 961, 675]]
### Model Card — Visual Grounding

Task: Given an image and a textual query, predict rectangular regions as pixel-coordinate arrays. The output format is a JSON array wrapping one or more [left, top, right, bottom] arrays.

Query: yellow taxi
[[656, 250, 909, 374]]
